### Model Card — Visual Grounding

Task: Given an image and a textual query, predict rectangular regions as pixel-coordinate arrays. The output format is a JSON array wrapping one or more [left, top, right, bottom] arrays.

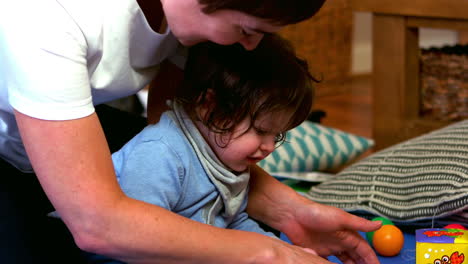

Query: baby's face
[[205, 111, 292, 173]]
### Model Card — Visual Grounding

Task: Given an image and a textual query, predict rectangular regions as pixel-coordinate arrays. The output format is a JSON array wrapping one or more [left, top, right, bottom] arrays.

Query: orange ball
[[372, 225, 404, 257]]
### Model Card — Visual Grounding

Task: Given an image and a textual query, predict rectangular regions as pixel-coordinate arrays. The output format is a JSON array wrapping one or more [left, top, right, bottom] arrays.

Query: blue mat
[[280, 230, 416, 263]]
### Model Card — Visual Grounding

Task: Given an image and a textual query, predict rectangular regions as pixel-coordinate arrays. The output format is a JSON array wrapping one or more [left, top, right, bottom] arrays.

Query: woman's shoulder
[[53, 0, 139, 41]]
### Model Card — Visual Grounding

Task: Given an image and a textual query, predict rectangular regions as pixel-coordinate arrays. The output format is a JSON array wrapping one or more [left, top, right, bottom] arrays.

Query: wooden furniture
[[351, 0, 468, 150], [461, 30, 468, 44], [280, 0, 353, 97]]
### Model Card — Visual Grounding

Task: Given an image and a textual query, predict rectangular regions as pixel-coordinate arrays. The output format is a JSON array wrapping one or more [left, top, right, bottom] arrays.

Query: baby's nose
[[259, 139, 276, 154]]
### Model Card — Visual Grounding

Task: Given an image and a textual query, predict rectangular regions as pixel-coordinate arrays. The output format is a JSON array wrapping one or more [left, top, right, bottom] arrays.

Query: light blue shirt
[[112, 112, 275, 237]]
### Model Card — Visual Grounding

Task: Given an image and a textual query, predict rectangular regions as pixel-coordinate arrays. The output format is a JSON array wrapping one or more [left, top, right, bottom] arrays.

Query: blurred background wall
[[279, 0, 460, 96]]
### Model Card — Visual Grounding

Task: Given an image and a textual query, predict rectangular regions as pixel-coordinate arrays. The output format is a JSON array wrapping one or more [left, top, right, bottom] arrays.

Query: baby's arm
[[113, 138, 183, 209], [228, 209, 278, 239]]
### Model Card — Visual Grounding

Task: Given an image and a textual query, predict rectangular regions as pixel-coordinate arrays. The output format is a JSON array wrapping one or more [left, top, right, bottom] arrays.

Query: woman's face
[[161, 0, 282, 50]]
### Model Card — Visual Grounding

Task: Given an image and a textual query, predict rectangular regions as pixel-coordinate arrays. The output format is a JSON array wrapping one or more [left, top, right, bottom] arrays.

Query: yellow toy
[[416, 228, 467, 264]]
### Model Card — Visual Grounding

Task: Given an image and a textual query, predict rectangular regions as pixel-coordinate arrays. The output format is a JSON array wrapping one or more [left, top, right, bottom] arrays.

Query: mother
[[0, 0, 380, 263]]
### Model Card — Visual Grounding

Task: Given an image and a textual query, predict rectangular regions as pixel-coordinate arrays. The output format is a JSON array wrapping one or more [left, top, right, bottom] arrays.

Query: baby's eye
[[274, 132, 286, 144], [254, 127, 286, 145], [254, 127, 268, 135]]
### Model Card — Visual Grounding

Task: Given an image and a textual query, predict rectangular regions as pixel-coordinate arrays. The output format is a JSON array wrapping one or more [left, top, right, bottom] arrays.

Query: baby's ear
[[203, 89, 215, 104], [202, 89, 217, 107], [196, 89, 216, 121]]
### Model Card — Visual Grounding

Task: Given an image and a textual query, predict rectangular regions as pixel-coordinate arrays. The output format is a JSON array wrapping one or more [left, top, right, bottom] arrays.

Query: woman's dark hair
[[198, 0, 326, 25], [176, 33, 318, 144]]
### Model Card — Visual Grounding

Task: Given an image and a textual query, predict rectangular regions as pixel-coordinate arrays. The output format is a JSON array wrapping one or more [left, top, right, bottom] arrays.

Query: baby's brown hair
[[176, 33, 318, 144]]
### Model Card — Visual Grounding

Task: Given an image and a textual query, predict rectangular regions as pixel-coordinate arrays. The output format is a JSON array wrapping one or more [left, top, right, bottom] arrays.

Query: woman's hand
[[247, 165, 381, 264], [280, 198, 381, 264], [242, 235, 335, 264]]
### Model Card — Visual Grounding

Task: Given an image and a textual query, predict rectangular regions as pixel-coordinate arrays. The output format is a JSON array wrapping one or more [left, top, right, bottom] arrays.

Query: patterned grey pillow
[[306, 120, 468, 223]]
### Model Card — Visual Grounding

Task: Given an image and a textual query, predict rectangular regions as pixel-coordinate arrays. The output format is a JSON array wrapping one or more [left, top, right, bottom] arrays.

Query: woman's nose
[[238, 34, 264, 50]]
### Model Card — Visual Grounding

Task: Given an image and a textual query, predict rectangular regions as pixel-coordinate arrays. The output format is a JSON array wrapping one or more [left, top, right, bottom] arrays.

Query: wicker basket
[[420, 45, 468, 121], [279, 0, 352, 94]]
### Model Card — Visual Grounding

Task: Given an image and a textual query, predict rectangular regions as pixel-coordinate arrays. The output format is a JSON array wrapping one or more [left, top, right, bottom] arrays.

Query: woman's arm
[[15, 110, 333, 264]]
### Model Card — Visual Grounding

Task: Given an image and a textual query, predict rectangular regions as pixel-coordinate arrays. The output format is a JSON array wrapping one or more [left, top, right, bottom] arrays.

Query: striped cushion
[[257, 121, 374, 173], [306, 120, 468, 223]]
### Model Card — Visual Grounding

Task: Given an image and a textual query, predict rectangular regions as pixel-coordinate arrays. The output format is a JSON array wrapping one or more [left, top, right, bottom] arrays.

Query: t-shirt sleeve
[[4, 0, 94, 120], [112, 139, 184, 210]]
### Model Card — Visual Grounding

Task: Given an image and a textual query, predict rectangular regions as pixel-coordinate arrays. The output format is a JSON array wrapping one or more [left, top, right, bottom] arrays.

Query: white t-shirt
[[0, 0, 184, 172]]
